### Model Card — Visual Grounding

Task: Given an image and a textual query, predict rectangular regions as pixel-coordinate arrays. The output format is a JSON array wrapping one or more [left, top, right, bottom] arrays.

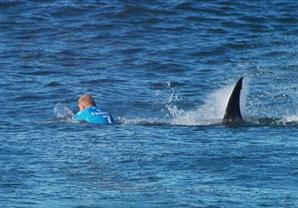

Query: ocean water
[[1, 0, 298, 207]]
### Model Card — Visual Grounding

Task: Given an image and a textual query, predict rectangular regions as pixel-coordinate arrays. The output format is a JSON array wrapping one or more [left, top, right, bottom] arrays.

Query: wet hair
[[78, 95, 96, 106]]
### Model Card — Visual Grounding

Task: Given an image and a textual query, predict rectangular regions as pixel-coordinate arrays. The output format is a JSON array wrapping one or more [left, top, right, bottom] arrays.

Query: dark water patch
[[0, 120, 12, 126], [223, 41, 259, 50], [19, 51, 45, 60], [239, 15, 269, 24], [1, 108, 21, 118], [174, 1, 194, 11], [0, 1, 23, 10], [46, 81, 63, 88], [192, 6, 235, 17], [221, 20, 253, 30], [273, 17, 298, 24], [12, 27, 55, 41], [236, 18, 272, 33], [247, 25, 272, 33], [286, 65, 298, 71], [79, 78, 127, 86], [6, 76, 38, 84], [50, 5, 87, 18], [73, 206, 95, 208], [184, 15, 221, 24], [207, 28, 228, 34], [190, 47, 227, 57], [56, 49, 79, 57], [118, 47, 144, 55], [11, 94, 46, 102], [152, 25, 190, 33], [0, 21, 18, 30], [50, 87, 75, 97], [0, 182, 24, 189], [15, 200, 40, 206], [274, 1, 298, 13], [175, 1, 239, 17], [22, 70, 65, 76], [143, 17, 163, 25], [115, 3, 176, 19], [263, 50, 288, 58]]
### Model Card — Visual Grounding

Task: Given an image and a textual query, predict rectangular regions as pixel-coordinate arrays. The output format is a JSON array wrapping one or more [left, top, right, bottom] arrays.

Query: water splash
[[119, 79, 251, 126], [281, 115, 298, 124], [53, 103, 74, 120], [167, 78, 250, 125]]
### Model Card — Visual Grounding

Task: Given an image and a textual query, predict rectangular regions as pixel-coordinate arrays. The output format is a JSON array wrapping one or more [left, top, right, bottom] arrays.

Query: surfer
[[73, 95, 114, 125]]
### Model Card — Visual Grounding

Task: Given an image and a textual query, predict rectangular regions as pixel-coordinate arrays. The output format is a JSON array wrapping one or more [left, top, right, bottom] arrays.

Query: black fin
[[223, 77, 243, 123]]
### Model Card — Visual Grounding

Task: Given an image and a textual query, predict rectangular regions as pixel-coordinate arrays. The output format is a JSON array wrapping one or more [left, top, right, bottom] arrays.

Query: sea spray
[[168, 78, 250, 125], [54, 103, 74, 120]]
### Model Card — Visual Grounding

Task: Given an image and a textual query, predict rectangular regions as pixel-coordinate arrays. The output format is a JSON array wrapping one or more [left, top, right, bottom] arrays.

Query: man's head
[[78, 95, 96, 111]]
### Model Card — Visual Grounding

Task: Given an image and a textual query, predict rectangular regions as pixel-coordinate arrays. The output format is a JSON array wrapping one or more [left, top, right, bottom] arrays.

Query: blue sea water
[[1, 0, 298, 207]]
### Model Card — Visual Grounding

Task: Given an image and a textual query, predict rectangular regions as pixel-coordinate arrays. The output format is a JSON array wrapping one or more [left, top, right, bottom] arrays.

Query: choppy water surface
[[1, 0, 298, 207]]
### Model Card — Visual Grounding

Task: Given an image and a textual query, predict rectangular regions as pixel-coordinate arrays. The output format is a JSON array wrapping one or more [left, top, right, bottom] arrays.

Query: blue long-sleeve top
[[73, 106, 113, 125]]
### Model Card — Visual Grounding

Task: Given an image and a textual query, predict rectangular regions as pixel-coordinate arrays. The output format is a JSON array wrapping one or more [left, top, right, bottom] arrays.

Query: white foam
[[281, 115, 298, 123]]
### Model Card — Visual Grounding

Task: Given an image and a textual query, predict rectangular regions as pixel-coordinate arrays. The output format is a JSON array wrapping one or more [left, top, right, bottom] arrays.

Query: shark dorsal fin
[[223, 77, 243, 123]]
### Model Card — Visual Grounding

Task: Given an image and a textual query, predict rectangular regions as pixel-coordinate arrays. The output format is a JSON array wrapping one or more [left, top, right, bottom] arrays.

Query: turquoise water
[[1, 1, 298, 207]]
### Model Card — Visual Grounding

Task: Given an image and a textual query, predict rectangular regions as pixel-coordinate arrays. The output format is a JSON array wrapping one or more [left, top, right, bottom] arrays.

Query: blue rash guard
[[73, 106, 113, 125]]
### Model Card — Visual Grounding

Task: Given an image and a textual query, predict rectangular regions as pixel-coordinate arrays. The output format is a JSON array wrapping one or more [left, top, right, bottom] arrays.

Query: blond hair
[[78, 95, 96, 106]]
